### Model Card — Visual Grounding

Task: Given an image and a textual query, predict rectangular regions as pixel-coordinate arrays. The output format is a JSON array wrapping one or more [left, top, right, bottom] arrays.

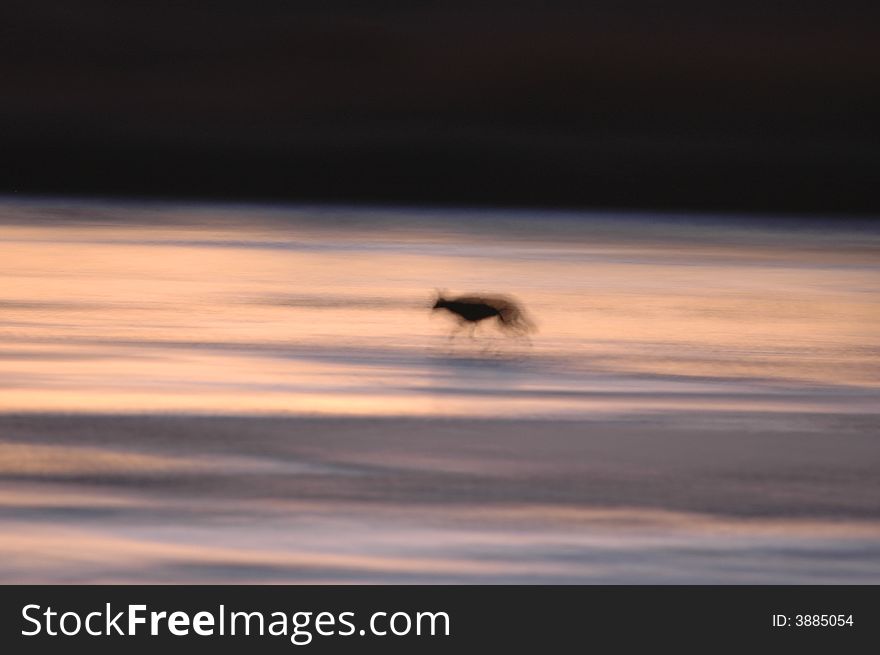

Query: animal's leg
[[448, 320, 466, 343]]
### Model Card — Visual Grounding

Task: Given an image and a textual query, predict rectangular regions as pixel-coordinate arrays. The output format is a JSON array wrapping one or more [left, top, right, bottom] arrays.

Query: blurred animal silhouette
[[431, 291, 535, 341]]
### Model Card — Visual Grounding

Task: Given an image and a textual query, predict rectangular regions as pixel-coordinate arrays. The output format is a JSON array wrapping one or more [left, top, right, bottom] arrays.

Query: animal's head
[[431, 289, 448, 310]]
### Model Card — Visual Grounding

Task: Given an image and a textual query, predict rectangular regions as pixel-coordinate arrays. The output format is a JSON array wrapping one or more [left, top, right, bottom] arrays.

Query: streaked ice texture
[[0, 197, 878, 582]]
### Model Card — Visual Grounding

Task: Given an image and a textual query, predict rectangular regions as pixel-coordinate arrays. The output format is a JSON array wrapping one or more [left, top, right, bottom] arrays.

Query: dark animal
[[431, 292, 535, 339]]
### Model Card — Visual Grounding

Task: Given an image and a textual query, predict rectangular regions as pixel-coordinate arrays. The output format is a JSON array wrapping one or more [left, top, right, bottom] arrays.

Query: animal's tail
[[495, 299, 536, 335]]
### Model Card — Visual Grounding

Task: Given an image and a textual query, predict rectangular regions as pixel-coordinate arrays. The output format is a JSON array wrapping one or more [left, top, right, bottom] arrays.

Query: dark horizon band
[[3, 1, 878, 217]]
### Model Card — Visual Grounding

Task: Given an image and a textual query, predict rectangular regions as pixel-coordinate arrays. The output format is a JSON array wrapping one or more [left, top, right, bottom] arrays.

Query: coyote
[[431, 291, 535, 339]]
